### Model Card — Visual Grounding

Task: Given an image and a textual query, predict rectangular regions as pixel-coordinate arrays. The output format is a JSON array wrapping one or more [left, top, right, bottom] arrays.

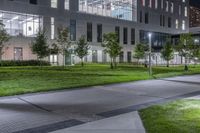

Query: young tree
[[31, 29, 49, 65], [75, 36, 90, 67], [102, 32, 122, 69], [175, 33, 194, 71], [133, 43, 148, 66], [191, 44, 200, 66], [161, 40, 174, 67], [0, 22, 10, 63], [56, 27, 71, 68]]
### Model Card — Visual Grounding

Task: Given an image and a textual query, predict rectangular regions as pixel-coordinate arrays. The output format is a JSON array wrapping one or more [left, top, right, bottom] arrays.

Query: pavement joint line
[[18, 97, 52, 113], [97, 90, 200, 118], [161, 79, 200, 86], [13, 119, 85, 133]]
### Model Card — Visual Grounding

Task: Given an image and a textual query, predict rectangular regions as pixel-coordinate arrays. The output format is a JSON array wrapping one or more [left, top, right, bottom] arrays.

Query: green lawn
[[0, 64, 200, 97], [140, 99, 200, 133]]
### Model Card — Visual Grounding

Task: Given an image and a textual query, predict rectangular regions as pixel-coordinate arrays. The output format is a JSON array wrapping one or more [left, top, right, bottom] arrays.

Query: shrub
[[0, 60, 50, 67]]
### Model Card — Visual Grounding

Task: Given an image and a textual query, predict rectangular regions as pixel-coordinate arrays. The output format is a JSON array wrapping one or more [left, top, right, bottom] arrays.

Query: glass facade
[[70, 20, 76, 41], [79, 0, 137, 21], [140, 30, 170, 48], [0, 10, 43, 37]]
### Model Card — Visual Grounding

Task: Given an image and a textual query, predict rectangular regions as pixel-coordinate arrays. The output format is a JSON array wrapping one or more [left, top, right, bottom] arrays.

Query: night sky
[[190, 0, 200, 7]]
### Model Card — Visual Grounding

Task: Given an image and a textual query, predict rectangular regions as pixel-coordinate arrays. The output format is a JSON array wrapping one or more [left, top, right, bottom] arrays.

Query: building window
[[171, 2, 174, 13], [87, 23, 92, 42], [184, 7, 188, 17], [127, 52, 132, 63], [115, 26, 120, 43], [182, 20, 186, 30], [140, 11, 143, 23], [141, 0, 145, 6], [160, 15, 163, 26], [131, 28, 135, 45], [163, 15, 165, 27], [168, 17, 171, 28], [139, 30, 170, 47], [161, 0, 164, 9], [0, 10, 42, 37], [51, 17, 55, 39], [30, 0, 37, 5], [119, 52, 124, 63], [64, 0, 69, 10], [179, 5, 182, 15], [149, 0, 152, 8], [145, 12, 149, 24], [155, 0, 158, 9], [176, 19, 179, 29], [70, 20, 76, 41], [50, 54, 58, 65], [123, 27, 128, 44], [51, 0, 57, 8], [102, 51, 107, 63], [14, 47, 23, 60], [79, 0, 137, 21], [97, 24, 102, 43], [92, 50, 98, 63], [166, 1, 169, 12]]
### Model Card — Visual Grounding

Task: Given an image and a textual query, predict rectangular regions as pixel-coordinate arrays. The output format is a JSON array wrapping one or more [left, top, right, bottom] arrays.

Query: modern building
[[0, 0, 189, 65], [190, 6, 200, 28]]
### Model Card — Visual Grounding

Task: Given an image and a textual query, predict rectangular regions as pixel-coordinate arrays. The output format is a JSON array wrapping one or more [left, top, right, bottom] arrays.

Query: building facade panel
[[0, 0, 189, 65]]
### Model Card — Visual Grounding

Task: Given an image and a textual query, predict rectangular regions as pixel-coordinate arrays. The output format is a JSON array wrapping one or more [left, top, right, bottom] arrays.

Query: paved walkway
[[51, 112, 145, 133], [0, 75, 200, 133]]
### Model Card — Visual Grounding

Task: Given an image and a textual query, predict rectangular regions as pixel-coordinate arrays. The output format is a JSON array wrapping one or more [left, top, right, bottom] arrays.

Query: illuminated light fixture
[[26, 17, 33, 21], [12, 16, 19, 20], [0, 13, 3, 18]]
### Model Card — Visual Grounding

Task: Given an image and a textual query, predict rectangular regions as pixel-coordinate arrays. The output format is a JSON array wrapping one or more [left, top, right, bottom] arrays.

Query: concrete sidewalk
[[51, 111, 145, 133], [0, 75, 200, 133]]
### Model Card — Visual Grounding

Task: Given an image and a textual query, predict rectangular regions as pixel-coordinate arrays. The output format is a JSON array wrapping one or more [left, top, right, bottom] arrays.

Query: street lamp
[[148, 33, 152, 76]]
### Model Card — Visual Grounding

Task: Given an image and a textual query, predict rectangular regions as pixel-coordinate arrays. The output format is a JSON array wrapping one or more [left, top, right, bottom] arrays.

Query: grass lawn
[[0, 64, 200, 97], [140, 99, 200, 133]]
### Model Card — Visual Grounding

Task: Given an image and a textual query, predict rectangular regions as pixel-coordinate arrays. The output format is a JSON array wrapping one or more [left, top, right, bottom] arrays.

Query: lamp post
[[148, 33, 152, 76]]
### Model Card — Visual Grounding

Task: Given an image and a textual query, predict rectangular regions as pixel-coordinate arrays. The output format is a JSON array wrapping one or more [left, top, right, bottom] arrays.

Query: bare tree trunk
[[113, 57, 117, 69], [167, 60, 169, 67], [184, 56, 188, 71], [81, 58, 84, 67], [110, 58, 113, 69], [63, 50, 65, 69]]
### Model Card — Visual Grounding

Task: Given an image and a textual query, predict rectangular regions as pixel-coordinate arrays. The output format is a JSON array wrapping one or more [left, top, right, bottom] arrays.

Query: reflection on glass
[[79, 0, 137, 21]]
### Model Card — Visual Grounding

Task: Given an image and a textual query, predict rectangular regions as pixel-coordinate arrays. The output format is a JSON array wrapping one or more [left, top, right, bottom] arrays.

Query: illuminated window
[[50, 55, 58, 65], [79, 0, 137, 21], [0, 10, 42, 37], [64, 0, 69, 10], [184, 7, 187, 17], [51, 0, 57, 8], [51, 17, 55, 39], [182, 20, 185, 30], [176, 19, 179, 29]]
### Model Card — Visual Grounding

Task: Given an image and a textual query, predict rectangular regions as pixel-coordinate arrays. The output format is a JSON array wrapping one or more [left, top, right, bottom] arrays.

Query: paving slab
[[51, 111, 145, 133], [22, 87, 161, 122], [0, 98, 71, 133], [164, 75, 200, 84]]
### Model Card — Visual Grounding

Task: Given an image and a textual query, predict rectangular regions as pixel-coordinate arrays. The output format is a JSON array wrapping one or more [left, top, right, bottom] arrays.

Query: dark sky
[[190, 0, 200, 7]]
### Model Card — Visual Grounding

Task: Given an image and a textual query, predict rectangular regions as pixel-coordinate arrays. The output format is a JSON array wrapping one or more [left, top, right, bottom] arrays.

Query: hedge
[[0, 60, 50, 66]]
